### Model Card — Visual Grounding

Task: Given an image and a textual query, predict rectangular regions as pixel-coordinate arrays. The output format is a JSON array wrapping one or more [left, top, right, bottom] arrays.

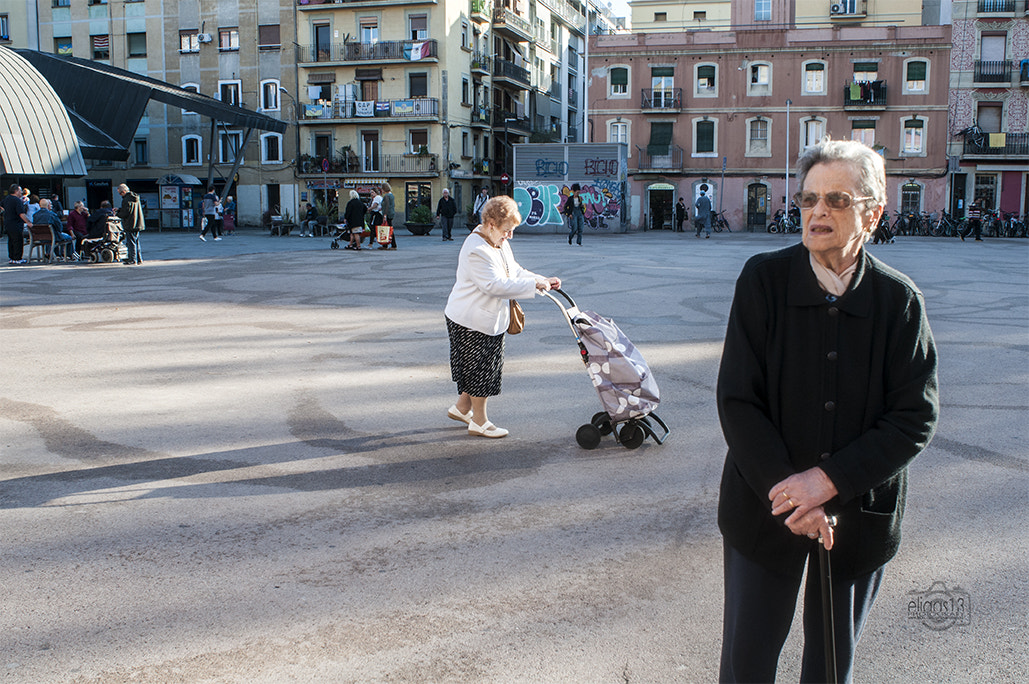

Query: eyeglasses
[[793, 191, 875, 210]]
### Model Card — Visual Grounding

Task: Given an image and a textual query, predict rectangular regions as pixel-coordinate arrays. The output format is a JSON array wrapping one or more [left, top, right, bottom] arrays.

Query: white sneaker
[[199, 235, 206, 241], [214, 237, 222, 241]]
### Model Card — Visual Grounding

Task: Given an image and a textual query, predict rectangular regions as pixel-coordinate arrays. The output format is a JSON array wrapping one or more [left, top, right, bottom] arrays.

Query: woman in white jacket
[[444, 196, 561, 438]]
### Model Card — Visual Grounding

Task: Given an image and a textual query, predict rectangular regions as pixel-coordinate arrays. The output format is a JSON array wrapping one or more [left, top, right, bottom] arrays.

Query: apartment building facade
[[294, 0, 587, 223], [947, 0, 1029, 219], [34, 0, 298, 226], [590, 1, 950, 231]]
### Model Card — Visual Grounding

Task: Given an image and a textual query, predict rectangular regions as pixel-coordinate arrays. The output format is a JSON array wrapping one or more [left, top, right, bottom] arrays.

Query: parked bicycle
[[1002, 212, 1026, 238], [929, 210, 960, 237], [711, 210, 732, 233], [983, 210, 1003, 238]]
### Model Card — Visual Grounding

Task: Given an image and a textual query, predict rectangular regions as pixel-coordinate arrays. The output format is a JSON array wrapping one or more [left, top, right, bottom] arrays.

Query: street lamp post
[[504, 117, 517, 195], [785, 99, 792, 213]]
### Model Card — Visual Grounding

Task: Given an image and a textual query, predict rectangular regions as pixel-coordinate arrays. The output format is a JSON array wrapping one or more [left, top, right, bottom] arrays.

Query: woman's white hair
[[349, 189, 359, 200], [796, 138, 887, 209]]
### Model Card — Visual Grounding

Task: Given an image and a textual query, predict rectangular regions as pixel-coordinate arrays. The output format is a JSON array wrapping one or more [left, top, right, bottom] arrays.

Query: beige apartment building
[[34, 0, 298, 227], [294, 0, 588, 224], [590, 0, 951, 231]]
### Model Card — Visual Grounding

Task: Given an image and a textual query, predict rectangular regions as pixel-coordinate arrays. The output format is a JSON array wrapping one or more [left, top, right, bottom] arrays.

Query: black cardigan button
[[824, 401, 836, 411], [827, 351, 838, 361], [827, 307, 839, 316]]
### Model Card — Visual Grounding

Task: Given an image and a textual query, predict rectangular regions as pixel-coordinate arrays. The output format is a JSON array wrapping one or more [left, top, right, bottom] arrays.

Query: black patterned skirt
[[446, 316, 505, 397]]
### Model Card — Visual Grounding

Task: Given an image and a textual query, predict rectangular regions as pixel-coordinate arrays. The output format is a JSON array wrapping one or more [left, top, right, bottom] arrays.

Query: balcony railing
[[298, 153, 440, 175], [539, 0, 587, 31], [493, 58, 531, 87], [641, 88, 682, 110], [974, 60, 1013, 83], [549, 81, 562, 100], [493, 108, 531, 131], [492, 3, 532, 40], [963, 132, 1029, 156], [296, 39, 437, 64], [301, 98, 440, 121], [843, 81, 887, 107], [470, 50, 491, 73], [470, 0, 489, 20], [471, 157, 491, 175], [978, 0, 1015, 11], [566, 127, 578, 142], [635, 145, 684, 172]]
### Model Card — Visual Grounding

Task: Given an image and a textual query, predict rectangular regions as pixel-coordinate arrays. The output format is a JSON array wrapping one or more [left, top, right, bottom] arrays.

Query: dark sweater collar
[[787, 244, 872, 317]]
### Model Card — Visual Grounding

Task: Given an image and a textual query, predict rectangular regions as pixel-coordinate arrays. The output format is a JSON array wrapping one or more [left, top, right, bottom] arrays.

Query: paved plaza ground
[[1, 228, 1027, 683]]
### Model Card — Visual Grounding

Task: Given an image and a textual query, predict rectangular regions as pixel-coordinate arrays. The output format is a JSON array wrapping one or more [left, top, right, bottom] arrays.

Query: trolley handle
[[548, 287, 576, 309]]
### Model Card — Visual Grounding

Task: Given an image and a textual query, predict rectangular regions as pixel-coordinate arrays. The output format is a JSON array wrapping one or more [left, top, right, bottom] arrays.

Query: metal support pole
[[785, 99, 792, 212]]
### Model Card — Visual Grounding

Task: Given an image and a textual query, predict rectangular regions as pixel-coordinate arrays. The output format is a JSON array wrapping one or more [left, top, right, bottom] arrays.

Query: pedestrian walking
[[564, 183, 585, 245], [695, 184, 712, 238], [199, 187, 220, 241], [960, 197, 983, 242], [716, 139, 939, 683], [436, 188, 457, 241], [116, 183, 145, 264]]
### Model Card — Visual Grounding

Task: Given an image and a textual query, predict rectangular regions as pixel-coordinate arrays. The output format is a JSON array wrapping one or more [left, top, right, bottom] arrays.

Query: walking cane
[[819, 515, 839, 684]]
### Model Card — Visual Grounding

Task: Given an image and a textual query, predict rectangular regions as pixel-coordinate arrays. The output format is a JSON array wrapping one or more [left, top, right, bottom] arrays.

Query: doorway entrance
[[647, 183, 674, 230], [747, 183, 768, 231]]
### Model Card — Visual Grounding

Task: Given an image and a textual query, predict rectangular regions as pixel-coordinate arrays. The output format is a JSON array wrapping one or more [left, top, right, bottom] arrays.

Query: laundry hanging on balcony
[[405, 42, 432, 61]]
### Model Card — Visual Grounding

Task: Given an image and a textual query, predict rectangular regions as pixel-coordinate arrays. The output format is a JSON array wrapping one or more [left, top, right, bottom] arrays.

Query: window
[[747, 118, 770, 156], [694, 11, 706, 21], [462, 77, 469, 104], [219, 28, 239, 52], [755, 0, 771, 21], [91, 35, 110, 60], [409, 72, 428, 98], [905, 60, 927, 93], [183, 136, 202, 165], [901, 182, 921, 214], [696, 64, 716, 96], [647, 122, 673, 156], [361, 131, 380, 171], [410, 14, 428, 41], [654, 12, 667, 21], [748, 63, 771, 95], [134, 139, 149, 166], [315, 24, 331, 60], [903, 118, 924, 154], [609, 67, 628, 96], [127, 33, 146, 58], [219, 80, 241, 106], [694, 119, 716, 155], [52, 0, 71, 6], [803, 118, 825, 149], [803, 62, 826, 95], [261, 133, 282, 164], [180, 30, 199, 53], [261, 80, 280, 111], [851, 120, 876, 146], [610, 121, 628, 144], [976, 102, 1002, 133], [462, 132, 470, 157], [360, 19, 378, 44], [88, 0, 107, 4], [409, 129, 428, 154], [853, 62, 878, 82], [651, 67, 675, 108], [974, 173, 997, 210], [258, 25, 280, 50], [1, 14, 10, 41], [54, 38, 73, 55], [219, 131, 242, 164], [461, 21, 468, 49]]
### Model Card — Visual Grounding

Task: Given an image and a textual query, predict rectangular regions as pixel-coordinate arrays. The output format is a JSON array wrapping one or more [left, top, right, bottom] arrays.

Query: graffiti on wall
[[514, 181, 623, 229]]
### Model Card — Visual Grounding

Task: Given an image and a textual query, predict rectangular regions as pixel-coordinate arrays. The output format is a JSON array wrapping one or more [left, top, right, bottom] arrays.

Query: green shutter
[[852, 120, 876, 129], [698, 65, 715, 79], [647, 122, 673, 155], [697, 120, 714, 153], [906, 61, 927, 81], [651, 67, 674, 78], [611, 68, 627, 86], [806, 62, 824, 71], [854, 62, 878, 73], [905, 119, 924, 129]]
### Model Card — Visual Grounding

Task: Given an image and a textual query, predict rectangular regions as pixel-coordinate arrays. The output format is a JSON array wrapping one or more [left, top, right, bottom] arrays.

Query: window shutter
[[611, 68, 628, 86], [806, 62, 824, 71], [906, 61, 926, 81], [651, 67, 674, 78], [852, 120, 876, 129], [647, 122, 673, 155], [697, 120, 714, 153]]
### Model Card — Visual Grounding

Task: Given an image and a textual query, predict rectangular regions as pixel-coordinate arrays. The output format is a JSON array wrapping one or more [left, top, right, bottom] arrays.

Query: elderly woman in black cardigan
[[716, 139, 939, 683]]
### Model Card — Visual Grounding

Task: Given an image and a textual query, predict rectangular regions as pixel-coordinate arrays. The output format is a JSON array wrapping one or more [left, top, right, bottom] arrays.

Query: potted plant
[[405, 204, 434, 235]]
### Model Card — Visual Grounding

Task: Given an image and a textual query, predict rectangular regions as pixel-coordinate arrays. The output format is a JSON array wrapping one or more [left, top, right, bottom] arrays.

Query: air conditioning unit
[[830, 4, 843, 13], [197, 33, 213, 43]]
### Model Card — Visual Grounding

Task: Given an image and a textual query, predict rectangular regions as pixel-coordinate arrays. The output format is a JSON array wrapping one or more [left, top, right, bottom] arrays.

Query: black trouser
[[719, 543, 884, 684], [6, 224, 25, 261], [960, 218, 982, 240]]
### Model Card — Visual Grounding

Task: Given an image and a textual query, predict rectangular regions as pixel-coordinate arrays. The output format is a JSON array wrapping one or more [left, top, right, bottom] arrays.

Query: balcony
[[471, 157, 491, 175], [549, 81, 562, 101], [493, 108, 531, 133], [641, 88, 683, 111], [539, 0, 587, 32], [974, 60, 1013, 85], [470, 0, 490, 22], [299, 98, 440, 123], [635, 145, 684, 173], [298, 153, 439, 176], [963, 132, 1029, 157], [492, 2, 532, 42], [565, 127, 579, 143], [568, 88, 579, 107], [298, 0, 439, 6], [493, 58, 531, 88], [469, 106, 491, 128], [296, 39, 437, 65], [977, 0, 1015, 12], [843, 81, 887, 108], [470, 50, 491, 75]]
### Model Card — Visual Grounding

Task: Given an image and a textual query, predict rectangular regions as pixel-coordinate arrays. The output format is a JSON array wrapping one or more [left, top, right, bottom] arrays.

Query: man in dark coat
[[3, 183, 31, 264], [716, 139, 939, 683], [436, 188, 458, 241], [674, 197, 687, 232], [117, 183, 145, 265]]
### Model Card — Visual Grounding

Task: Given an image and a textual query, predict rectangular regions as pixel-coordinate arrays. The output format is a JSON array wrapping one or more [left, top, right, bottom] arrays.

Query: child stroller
[[80, 216, 126, 263], [543, 289, 669, 450]]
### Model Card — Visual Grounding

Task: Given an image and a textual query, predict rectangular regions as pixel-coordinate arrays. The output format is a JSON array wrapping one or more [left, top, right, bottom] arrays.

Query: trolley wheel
[[331, 240, 340, 249], [590, 411, 613, 436], [576, 424, 602, 450], [618, 421, 646, 450], [100, 248, 115, 263]]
